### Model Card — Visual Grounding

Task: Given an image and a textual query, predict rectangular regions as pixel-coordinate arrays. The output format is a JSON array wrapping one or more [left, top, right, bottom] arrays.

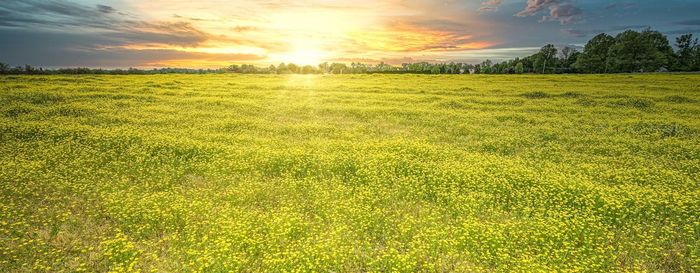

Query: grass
[[0, 74, 699, 272]]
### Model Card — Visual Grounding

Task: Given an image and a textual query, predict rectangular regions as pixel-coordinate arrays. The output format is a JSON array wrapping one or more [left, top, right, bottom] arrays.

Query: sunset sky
[[1, 0, 699, 68]]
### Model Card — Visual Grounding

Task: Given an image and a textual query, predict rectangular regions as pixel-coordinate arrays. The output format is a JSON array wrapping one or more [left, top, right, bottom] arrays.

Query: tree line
[[2, 28, 699, 75], [0, 65, 226, 75]]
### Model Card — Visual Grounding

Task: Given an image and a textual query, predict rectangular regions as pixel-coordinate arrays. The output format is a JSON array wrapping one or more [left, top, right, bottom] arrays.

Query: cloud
[[232, 26, 258, 32], [31, 0, 97, 17], [561, 28, 586, 37], [515, 0, 582, 25], [605, 2, 637, 10], [663, 29, 700, 35], [478, 0, 502, 12], [675, 20, 700, 26], [0, 29, 265, 68], [172, 14, 216, 22], [610, 25, 649, 31], [96, 4, 116, 14], [0, 0, 213, 47], [0, 0, 272, 67], [348, 19, 496, 53], [544, 4, 582, 24], [516, 0, 557, 17], [561, 25, 650, 38]]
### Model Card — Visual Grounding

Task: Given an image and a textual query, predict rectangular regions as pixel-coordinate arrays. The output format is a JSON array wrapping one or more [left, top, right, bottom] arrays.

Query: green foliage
[[515, 62, 524, 74], [607, 29, 672, 72], [329, 63, 348, 74], [536, 44, 558, 74], [575, 33, 616, 73], [675, 34, 699, 71], [1, 74, 699, 272]]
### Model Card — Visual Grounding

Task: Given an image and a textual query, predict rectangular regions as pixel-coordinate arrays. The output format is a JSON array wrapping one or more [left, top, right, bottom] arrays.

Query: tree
[[227, 64, 239, 73], [329, 63, 347, 74], [276, 63, 290, 74], [515, 62, 524, 74], [646, 29, 674, 71], [268, 65, 276, 74], [559, 46, 580, 73], [301, 65, 317, 74], [351, 62, 369, 73], [239, 64, 258, 73], [24, 65, 37, 74], [695, 43, 700, 71], [537, 44, 557, 74], [574, 33, 615, 73], [318, 62, 329, 74], [675, 34, 698, 71], [607, 30, 644, 72], [375, 62, 394, 72], [641, 28, 674, 67], [480, 60, 493, 74], [286, 63, 299, 74], [607, 29, 671, 72], [0, 62, 9, 74]]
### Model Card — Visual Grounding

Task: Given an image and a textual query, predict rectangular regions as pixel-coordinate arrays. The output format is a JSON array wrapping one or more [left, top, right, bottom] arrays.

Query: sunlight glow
[[276, 49, 327, 66], [117, 0, 496, 67]]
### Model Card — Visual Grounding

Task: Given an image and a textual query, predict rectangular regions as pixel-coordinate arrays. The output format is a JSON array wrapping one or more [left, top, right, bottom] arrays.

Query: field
[[1, 74, 699, 272]]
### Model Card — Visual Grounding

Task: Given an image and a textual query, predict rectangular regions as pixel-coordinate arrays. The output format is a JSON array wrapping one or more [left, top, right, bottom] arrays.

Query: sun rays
[[115, 0, 493, 67]]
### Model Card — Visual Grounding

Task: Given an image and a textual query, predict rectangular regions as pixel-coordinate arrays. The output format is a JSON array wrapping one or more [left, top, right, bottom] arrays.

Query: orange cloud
[[122, 0, 501, 65], [350, 21, 496, 52]]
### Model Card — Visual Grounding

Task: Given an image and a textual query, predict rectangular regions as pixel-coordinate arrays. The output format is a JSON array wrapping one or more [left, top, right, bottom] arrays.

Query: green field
[[1, 74, 699, 272]]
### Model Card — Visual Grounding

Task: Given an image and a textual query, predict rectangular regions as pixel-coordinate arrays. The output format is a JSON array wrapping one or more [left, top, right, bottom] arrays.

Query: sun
[[276, 48, 328, 66]]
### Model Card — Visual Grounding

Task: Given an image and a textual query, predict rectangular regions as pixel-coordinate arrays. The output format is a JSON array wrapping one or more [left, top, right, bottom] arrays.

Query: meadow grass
[[1, 74, 699, 272]]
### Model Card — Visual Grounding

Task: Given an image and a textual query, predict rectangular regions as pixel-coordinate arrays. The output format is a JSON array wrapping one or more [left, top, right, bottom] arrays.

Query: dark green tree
[[642, 28, 674, 66], [607, 30, 671, 72], [674, 34, 698, 71], [0, 62, 9, 74], [535, 44, 557, 74], [695, 43, 700, 71], [515, 62, 524, 74], [559, 46, 580, 73], [226, 64, 239, 72], [574, 33, 615, 73]]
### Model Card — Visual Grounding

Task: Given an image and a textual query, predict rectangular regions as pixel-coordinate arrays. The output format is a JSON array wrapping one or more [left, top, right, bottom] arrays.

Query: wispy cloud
[[605, 2, 637, 10], [0, 0, 213, 47], [479, 0, 502, 12], [349, 18, 496, 53], [675, 19, 700, 26], [96, 4, 116, 14], [0, 0, 271, 67], [515, 0, 582, 25], [561, 25, 650, 38]]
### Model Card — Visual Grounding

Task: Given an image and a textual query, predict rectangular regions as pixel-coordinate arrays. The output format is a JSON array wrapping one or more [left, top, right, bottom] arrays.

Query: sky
[[1, 0, 699, 68]]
